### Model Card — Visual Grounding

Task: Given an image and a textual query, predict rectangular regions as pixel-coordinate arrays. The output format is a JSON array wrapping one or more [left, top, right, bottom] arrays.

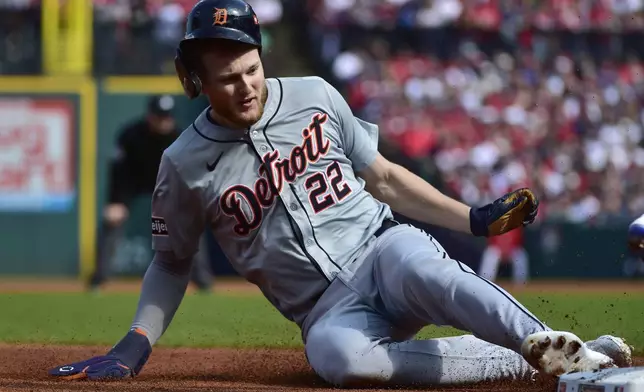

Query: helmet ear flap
[[175, 48, 202, 100]]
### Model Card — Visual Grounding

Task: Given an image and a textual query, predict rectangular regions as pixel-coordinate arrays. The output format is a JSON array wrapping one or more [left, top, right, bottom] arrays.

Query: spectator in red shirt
[[478, 225, 529, 284]]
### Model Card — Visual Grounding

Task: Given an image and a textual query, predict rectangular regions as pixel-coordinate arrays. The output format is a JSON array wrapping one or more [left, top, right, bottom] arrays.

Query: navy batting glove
[[48, 328, 152, 381], [470, 188, 539, 237], [48, 355, 133, 380]]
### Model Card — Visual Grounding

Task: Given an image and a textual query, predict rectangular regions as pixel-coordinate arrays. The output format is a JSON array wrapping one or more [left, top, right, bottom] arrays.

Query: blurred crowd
[[0, 0, 284, 74], [92, 0, 284, 74], [333, 44, 644, 224], [308, 0, 644, 31], [300, 0, 644, 224]]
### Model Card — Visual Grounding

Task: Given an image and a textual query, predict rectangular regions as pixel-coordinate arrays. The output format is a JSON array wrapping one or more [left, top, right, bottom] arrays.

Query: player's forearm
[[130, 252, 192, 345], [374, 163, 472, 234]]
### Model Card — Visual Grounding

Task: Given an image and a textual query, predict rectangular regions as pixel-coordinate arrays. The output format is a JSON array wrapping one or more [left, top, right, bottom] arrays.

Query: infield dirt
[[1, 278, 642, 391]]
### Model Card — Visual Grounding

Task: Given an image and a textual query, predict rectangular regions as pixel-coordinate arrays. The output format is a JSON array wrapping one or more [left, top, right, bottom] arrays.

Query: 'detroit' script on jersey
[[150, 76, 393, 325]]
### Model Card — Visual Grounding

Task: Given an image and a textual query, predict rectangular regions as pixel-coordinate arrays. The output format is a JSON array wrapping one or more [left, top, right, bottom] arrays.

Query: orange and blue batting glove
[[469, 188, 539, 237], [48, 328, 152, 380]]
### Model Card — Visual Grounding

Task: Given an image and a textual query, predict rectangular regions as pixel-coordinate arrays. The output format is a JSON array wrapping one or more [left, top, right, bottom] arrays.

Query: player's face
[[200, 47, 266, 130]]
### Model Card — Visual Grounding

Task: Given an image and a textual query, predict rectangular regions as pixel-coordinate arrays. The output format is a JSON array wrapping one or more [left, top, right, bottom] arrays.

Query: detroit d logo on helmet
[[213, 8, 228, 26]]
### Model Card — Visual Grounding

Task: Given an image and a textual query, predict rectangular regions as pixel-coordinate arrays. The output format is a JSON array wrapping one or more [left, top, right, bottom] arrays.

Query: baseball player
[[48, 0, 632, 386]]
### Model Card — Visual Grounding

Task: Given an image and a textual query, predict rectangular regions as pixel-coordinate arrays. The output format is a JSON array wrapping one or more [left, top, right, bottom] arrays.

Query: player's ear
[[175, 54, 193, 99], [174, 48, 203, 100]]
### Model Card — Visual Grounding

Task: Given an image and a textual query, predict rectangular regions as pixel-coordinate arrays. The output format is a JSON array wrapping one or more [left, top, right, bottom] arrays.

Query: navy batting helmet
[[175, 0, 262, 99]]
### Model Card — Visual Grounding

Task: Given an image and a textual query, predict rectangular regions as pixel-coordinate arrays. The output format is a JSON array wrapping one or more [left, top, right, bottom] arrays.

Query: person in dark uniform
[[88, 95, 214, 292]]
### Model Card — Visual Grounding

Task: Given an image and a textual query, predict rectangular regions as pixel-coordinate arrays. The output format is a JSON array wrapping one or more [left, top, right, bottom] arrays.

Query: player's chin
[[234, 108, 263, 128]]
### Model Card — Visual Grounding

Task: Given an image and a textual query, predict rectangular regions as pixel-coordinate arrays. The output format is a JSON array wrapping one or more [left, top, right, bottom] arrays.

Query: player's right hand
[[48, 328, 152, 381], [48, 355, 134, 380], [469, 188, 539, 237]]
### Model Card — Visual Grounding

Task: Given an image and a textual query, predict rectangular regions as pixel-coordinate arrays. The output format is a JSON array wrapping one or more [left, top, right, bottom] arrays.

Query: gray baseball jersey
[[151, 76, 392, 326]]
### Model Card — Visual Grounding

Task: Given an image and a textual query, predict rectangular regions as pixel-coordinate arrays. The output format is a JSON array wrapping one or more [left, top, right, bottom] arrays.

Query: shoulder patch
[[152, 216, 169, 236]]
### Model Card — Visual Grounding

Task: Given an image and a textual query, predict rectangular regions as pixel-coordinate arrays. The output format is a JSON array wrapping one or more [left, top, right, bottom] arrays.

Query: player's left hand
[[48, 355, 134, 380], [469, 188, 539, 237], [48, 328, 152, 381]]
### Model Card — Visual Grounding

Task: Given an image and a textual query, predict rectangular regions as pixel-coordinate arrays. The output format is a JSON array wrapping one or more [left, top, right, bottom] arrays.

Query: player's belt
[[374, 219, 400, 238]]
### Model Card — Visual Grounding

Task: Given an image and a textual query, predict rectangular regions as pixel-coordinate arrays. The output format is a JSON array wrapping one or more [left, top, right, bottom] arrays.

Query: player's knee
[[332, 363, 389, 387], [305, 325, 391, 387]]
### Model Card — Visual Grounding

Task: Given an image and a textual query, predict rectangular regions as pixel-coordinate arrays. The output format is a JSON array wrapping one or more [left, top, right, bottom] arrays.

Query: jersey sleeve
[[151, 153, 205, 260], [323, 80, 379, 172]]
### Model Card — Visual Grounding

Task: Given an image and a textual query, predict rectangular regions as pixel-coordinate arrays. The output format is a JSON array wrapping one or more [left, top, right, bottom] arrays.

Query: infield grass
[[0, 291, 642, 354]]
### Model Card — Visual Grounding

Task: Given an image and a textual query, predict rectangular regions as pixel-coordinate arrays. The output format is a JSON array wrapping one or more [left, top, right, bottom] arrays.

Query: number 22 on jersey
[[304, 161, 352, 214]]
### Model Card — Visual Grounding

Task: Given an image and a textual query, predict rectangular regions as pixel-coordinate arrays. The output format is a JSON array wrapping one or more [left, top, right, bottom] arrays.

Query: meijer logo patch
[[152, 216, 169, 236]]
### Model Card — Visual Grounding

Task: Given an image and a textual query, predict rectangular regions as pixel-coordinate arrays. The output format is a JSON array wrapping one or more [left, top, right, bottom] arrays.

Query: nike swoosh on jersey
[[206, 153, 223, 172]]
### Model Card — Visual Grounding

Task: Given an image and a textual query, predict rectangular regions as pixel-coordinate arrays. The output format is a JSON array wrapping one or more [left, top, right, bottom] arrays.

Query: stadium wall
[[0, 76, 207, 279]]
